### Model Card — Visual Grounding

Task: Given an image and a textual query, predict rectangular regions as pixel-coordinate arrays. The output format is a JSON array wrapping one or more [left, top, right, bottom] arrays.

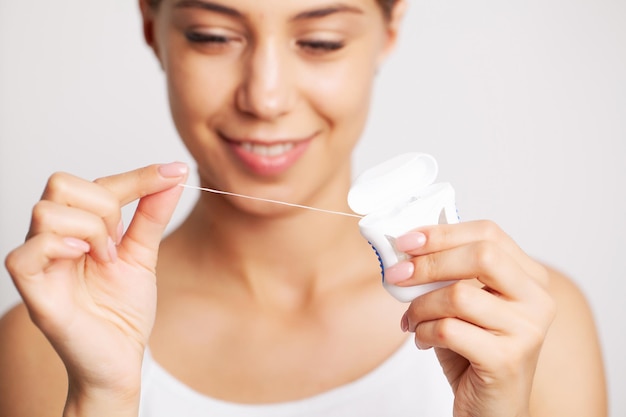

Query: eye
[[297, 39, 345, 54], [185, 31, 230, 44]]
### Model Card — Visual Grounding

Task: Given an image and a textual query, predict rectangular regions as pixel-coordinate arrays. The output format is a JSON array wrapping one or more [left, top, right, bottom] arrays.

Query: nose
[[236, 38, 296, 121]]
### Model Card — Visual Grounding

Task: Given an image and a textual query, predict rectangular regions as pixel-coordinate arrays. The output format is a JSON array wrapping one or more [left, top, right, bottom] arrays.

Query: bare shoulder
[[530, 265, 608, 417], [0, 303, 67, 417]]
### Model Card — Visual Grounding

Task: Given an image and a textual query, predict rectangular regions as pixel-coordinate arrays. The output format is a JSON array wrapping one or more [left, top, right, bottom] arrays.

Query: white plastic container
[[348, 153, 459, 302]]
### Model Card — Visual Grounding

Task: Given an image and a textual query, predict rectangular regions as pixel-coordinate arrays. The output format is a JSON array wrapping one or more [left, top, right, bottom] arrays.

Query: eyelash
[[185, 32, 344, 54], [297, 40, 345, 53], [185, 32, 229, 44]]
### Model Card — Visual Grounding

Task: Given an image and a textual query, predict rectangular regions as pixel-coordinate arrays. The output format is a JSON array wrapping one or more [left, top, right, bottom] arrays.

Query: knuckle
[[433, 317, 455, 343], [423, 225, 443, 248], [4, 248, 20, 276], [446, 282, 472, 312], [478, 219, 503, 241], [136, 164, 154, 181], [472, 240, 499, 271], [4, 239, 40, 280], [431, 321, 445, 343], [31, 200, 53, 227], [135, 166, 160, 198], [45, 171, 72, 197], [413, 254, 438, 279]]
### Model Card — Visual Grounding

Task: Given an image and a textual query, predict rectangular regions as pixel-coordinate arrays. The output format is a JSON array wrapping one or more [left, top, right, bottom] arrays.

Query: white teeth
[[241, 142, 294, 157]]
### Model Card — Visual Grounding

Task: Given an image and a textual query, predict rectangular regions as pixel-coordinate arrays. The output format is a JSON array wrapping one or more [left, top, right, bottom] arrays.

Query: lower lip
[[226, 136, 314, 177]]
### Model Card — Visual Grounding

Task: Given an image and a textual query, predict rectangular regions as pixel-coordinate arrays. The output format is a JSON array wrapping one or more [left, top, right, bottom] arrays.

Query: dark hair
[[147, 0, 398, 19]]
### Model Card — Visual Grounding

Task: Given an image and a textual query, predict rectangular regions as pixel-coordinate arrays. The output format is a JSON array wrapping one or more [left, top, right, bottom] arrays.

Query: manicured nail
[[107, 237, 118, 263], [116, 220, 124, 245], [395, 232, 426, 252], [384, 261, 414, 284], [158, 162, 188, 178], [400, 312, 409, 332], [63, 237, 90, 253]]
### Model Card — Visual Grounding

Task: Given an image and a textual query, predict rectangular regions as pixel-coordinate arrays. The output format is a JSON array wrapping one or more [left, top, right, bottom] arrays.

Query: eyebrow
[[175, 0, 242, 18], [174, 1, 363, 21], [292, 4, 365, 21]]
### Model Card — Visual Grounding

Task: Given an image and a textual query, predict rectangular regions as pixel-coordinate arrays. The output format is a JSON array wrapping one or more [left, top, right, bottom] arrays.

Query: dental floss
[[178, 183, 363, 219], [348, 153, 460, 302]]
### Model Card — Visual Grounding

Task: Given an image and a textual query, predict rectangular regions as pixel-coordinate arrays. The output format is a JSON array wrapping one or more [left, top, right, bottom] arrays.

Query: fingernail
[[158, 162, 188, 178], [63, 237, 90, 253], [395, 232, 426, 252], [107, 237, 118, 263], [384, 261, 414, 284], [400, 312, 409, 332], [116, 220, 124, 245]]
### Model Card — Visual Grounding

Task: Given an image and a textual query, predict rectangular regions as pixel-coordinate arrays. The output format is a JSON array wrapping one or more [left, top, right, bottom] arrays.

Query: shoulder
[[530, 265, 608, 417], [542, 266, 603, 349], [0, 303, 68, 416]]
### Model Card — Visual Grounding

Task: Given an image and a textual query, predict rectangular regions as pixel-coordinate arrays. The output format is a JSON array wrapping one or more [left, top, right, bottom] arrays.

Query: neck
[[166, 169, 375, 310]]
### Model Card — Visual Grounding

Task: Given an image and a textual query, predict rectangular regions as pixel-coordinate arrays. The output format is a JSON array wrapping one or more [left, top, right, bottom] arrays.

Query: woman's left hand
[[387, 220, 556, 417]]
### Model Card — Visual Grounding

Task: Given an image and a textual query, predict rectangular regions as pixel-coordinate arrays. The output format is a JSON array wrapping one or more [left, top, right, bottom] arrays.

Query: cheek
[[167, 66, 215, 131], [164, 47, 235, 144], [303, 52, 379, 144]]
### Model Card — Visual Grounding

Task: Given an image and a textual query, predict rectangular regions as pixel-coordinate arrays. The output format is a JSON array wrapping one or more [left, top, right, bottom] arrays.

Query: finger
[[414, 317, 498, 363], [414, 316, 543, 380], [403, 282, 516, 334], [396, 221, 548, 287], [6, 233, 89, 293], [38, 172, 123, 242], [28, 200, 113, 263], [5, 234, 93, 332], [119, 174, 186, 268], [95, 162, 188, 241], [94, 162, 188, 208], [394, 241, 539, 300]]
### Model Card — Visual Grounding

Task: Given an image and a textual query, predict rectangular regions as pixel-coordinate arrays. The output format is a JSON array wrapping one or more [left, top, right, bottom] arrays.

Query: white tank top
[[139, 337, 454, 416]]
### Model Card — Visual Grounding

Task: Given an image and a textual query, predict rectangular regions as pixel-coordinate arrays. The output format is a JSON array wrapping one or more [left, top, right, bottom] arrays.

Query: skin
[[0, 1, 607, 416]]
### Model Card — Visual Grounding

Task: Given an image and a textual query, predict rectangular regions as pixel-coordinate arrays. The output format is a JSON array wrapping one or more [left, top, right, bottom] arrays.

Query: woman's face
[[142, 0, 402, 210]]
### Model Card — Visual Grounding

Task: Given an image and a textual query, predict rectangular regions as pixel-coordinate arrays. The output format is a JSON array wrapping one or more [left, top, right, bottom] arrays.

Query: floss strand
[[178, 183, 363, 219]]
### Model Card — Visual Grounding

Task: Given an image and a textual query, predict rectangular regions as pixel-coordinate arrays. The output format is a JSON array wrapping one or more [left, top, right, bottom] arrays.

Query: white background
[[1, 0, 624, 415]]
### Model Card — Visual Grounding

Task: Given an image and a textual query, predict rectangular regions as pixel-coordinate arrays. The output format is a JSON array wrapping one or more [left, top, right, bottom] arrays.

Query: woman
[[0, 0, 606, 416]]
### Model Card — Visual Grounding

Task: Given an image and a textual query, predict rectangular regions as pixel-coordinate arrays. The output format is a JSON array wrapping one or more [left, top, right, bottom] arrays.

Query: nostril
[[235, 83, 293, 121]]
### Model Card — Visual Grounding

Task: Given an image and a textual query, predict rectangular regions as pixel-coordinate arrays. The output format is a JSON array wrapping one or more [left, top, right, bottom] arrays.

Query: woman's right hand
[[4, 162, 188, 416]]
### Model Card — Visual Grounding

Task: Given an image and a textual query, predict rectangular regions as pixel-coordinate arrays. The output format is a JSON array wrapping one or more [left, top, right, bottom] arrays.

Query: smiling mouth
[[221, 132, 315, 176], [239, 141, 295, 157]]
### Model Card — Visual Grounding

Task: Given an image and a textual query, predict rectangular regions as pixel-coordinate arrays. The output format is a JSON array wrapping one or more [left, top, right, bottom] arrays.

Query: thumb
[[121, 170, 187, 265]]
